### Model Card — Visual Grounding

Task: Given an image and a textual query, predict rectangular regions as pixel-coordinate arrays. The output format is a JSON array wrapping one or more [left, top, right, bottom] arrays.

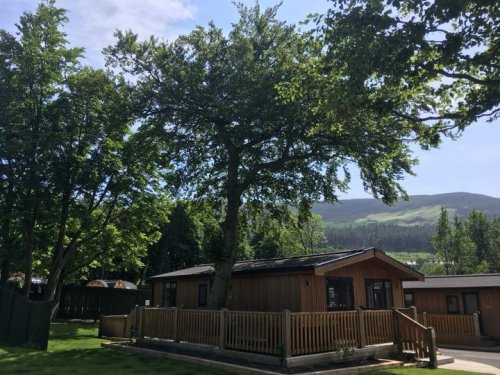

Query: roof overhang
[[314, 248, 424, 281]]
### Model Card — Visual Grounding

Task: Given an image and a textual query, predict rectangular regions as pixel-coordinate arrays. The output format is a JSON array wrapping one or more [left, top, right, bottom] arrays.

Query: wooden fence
[[103, 307, 409, 358], [395, 310, 437, 368], [0, 286, 51, 350], [58, 285, 150, 320], [420, 312, 478, 336]]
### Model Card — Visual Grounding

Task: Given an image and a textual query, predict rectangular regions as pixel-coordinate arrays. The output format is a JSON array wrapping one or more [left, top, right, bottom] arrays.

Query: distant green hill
[[313, 192, 500, 226]]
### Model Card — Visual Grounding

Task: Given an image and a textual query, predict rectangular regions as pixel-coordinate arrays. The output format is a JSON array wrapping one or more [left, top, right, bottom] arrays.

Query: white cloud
[[57, 0, 198, 66]]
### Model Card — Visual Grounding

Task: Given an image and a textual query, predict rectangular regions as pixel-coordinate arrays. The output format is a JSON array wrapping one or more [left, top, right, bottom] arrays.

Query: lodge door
[[463, 292, 482, 333], [463, 292, 480, 314], [326, 277, 354, 311]]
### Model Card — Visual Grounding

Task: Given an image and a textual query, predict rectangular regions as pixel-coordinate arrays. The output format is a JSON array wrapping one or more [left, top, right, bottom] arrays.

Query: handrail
[[394, 310, 437, 368]]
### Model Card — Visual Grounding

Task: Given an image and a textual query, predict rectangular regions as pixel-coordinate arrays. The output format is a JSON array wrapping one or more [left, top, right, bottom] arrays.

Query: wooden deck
[[100, 306, 437, 367]]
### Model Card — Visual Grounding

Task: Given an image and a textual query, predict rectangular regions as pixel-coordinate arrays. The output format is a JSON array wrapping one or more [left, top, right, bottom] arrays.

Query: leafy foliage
[[320, 0, 499, 135]]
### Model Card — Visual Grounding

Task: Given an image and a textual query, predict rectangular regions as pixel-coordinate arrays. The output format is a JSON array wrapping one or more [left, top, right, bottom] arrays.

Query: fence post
[[392, 308, 400, 344], [173, 307, 179, 342], [98, 315, 103, 338], [426, 327, 437, 369], [422, 312, 427, 327], [132, 305, 139, 337], [281, 309, 291, 359], [473, 313, 481, 336], [219, 308, 227, 349], [410, 306, 418, 321], [137, 306, 144, 338], [357, 308, 366, 348]]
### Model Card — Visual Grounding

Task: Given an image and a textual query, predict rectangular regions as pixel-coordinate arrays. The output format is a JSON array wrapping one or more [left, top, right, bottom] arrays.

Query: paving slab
[[440, 359, 500, 375]]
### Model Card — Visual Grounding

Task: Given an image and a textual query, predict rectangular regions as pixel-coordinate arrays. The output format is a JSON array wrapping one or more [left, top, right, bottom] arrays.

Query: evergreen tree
[[431, 208, 452, 274]]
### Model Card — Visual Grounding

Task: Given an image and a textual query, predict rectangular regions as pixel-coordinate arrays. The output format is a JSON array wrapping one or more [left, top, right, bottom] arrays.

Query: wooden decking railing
[[364, 310, 394, 345], [394, 310, 437, 368], [142, 307, 175, 339], [178, 309, 220, 346], [290, 311, 358, 355], [226, 310, 282, 355], [103, 307, 406, 358], [420, 313, 478, 336]]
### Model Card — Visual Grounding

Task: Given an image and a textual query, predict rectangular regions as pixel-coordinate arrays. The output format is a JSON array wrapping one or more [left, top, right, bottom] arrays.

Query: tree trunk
[[44, 181, 73, 303], [50, 274, 64, 320], [208, 153, 241, 309], [1, 164, 15, 286], [44, 253, 64, 303], [0, 258, 10, 286], [22, 219, 35, 298]]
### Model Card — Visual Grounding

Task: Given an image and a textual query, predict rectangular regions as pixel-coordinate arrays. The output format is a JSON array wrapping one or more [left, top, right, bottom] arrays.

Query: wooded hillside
[[314, 193, 500, 252]]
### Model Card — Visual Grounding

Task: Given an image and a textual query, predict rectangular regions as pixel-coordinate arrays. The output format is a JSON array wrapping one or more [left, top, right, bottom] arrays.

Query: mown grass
[[0, 323, 227, 375], [366, 369, 485, 375]]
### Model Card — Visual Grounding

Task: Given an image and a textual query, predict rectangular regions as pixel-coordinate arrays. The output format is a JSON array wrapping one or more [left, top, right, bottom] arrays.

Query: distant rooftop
[[403, 274, 500, 289]]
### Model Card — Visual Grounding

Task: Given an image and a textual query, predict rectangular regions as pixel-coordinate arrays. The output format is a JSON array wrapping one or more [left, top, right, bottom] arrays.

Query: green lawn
[[0, 323, 227, 374], [0, 323, 485, 375]]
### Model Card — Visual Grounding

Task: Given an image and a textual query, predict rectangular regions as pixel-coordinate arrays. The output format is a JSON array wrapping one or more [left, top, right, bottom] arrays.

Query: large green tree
[[1, 2, 170, 313], [106, 3, 450, 308], [0, 1, 82, 295]]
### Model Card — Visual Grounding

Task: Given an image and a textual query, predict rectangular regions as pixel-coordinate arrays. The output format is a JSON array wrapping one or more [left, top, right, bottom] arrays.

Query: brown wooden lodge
[[100, 248, 443, 368], [150, 247, 423, 312], [404, 274, 500, 344]]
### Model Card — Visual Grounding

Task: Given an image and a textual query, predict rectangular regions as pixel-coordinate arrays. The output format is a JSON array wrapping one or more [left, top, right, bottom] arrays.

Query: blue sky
[[1, 0, 499, 199]]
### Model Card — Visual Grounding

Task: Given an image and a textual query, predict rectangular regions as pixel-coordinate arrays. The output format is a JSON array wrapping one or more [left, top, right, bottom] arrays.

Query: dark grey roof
[[403, 274, 500, 289], [151, 265, 215, 279], [150, 248, 375, 279]]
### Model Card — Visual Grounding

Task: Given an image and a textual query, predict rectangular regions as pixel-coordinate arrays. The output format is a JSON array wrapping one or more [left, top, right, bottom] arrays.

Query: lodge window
[[365, 279, 393, 309], [446, 295, 459, 314], [326, 277, 354, 311], [163, 281, 176, 307], [198, 283, 208, 307], [404, 292, 415, 308]]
